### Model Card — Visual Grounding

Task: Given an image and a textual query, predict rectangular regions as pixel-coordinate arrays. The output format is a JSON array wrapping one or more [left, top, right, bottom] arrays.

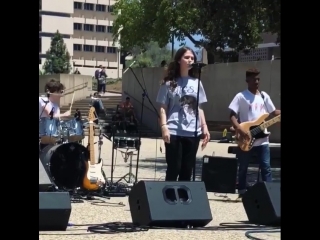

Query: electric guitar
[[82, 107, 105, 191], [235, 113, 281, 151]]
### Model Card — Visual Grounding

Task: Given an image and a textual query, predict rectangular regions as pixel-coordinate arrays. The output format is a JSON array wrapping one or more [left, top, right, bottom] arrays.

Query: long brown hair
[[162, 46, 198, 89]]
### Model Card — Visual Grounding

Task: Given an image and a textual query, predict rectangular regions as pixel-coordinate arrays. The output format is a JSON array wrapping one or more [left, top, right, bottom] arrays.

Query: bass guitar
[[82, 107, 105, 191], [235, 113, 281, 151]]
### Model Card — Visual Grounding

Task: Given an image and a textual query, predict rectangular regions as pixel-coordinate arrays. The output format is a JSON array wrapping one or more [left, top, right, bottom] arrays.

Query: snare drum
[[39, 142, 89, 190], [113, 137, 141, 150], [39, 117, 61, 144], [60, 118, 84, 142]]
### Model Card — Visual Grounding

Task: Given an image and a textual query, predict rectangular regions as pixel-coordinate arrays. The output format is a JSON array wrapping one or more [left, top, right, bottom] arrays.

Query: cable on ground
[[245, 229, 281, 240]]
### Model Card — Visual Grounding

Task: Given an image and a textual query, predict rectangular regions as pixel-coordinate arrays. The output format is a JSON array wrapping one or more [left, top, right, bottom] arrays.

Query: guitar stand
[[116, 150, 137, 186]]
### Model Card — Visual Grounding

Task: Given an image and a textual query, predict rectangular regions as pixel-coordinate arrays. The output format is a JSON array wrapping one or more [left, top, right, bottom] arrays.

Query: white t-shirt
[[39, 97, 60, 118], [228, 90, 276, 146]]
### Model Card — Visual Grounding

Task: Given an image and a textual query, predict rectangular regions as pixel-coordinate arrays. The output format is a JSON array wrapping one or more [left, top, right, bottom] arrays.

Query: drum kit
[[38, 93, 142, 196], [39, 112, 90, 191]]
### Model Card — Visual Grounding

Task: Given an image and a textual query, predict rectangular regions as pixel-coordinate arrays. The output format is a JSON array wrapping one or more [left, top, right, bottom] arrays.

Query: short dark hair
[[44, 79, 65, 93], [99, 65, 102, 68], [126, 97, 130, 100], [246, 68, 260, 77]]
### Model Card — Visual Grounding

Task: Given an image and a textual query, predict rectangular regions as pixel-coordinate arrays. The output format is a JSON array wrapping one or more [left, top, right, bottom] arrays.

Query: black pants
[[164, 135, 200, 181], [92, 101, 101, 116], [98, 84, 106, 93]]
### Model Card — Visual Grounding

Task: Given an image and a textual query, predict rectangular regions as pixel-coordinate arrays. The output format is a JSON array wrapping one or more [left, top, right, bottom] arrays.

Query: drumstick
[[69, 91, 75, 112]]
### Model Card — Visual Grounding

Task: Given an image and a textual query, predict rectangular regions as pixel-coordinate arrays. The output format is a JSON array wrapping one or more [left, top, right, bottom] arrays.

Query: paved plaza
[[39, 137, 280, 240]]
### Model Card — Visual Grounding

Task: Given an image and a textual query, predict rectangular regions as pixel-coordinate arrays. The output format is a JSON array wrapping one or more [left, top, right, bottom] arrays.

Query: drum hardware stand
[[129, 67, 161, 184], [191, 62, 207, 181], [116, 150, 137, 186]]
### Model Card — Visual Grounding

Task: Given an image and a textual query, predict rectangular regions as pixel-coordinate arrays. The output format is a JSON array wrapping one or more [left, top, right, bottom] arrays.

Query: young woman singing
[[156, 46, 210, 181]]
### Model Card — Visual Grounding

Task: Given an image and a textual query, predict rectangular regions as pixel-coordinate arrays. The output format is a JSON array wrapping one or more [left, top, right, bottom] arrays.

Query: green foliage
[[113, 0, 280, 62], [43, 30, 72, 74], [125, 42, 172, 68]]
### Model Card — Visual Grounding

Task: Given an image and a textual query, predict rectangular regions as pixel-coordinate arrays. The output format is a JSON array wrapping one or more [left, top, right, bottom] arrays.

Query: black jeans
[[164, 135, 201, 181], [98, 84, 106, 93]]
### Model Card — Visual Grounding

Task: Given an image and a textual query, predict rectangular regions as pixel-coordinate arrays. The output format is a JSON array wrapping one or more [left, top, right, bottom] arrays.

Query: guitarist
[[228, 68, 281, 201]]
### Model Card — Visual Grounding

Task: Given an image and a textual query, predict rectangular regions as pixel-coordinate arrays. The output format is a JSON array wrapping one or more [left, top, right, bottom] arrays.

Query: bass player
[[228, 68, 281, 201]]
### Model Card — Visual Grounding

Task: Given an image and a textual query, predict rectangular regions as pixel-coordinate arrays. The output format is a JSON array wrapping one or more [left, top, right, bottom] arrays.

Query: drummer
[[39, 79, 71, 119], [39, 79, 71, 149]]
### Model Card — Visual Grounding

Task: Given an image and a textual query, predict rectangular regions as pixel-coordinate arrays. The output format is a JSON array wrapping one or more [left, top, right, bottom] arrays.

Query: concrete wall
[[122, 60, 281, 142], [39, 74, 92, 107]]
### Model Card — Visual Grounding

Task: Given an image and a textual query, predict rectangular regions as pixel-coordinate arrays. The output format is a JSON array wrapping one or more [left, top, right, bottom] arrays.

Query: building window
[[74, 44, 82, 51], [84, 3, 94, 11], [39, 16, 42, 31], [74, 2, 82, 9], [84, 45, 94, 52], [74, 23, 82, 30], [108, 5, 114, 12], [39, 38, 41, 53], [96, 25, 106, 32], [95, 46, 105, 53], [84, 24, 94, 31], [96, 4, 106, 12], [39, 58, 42, 64], [107, 47, 117, 54], [107, 26, 113, 33]]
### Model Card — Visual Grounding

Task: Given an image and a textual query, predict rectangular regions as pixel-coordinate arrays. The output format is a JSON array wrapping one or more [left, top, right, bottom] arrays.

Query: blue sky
[[173, 35, 202, 50], [168, 34, 204, 61]]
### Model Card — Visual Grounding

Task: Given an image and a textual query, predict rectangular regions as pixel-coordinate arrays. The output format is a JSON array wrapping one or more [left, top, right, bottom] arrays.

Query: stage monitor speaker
[[129, 181, 212, 228], [201, 155, 238, 193], [242, 182, 280, 226], [39, 158, 53, 191], [39, 192, 72, 231]]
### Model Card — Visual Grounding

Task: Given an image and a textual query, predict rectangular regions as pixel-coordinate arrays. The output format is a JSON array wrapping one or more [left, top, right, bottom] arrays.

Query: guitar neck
[[89, 123, 95, 165], [259, 115, 281, 131]]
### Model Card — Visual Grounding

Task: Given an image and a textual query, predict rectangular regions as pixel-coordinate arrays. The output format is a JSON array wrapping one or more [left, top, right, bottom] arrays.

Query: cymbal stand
[[116, 149, 137, 186]]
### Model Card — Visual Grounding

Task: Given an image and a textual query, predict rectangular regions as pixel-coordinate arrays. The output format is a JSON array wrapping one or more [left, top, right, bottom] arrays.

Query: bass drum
[[39, 142, 89, 190]]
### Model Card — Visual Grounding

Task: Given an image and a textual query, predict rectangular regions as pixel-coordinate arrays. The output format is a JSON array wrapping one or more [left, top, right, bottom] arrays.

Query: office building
[[39, 0, 122, 79]]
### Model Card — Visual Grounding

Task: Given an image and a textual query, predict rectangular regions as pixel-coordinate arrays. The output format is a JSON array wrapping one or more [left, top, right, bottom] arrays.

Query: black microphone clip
[[191, 62, 207, 69]]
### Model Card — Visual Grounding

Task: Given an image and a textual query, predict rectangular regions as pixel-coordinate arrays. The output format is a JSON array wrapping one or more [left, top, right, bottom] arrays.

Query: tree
[[43, 30, 71, 74], [113, 0, 280, 64]]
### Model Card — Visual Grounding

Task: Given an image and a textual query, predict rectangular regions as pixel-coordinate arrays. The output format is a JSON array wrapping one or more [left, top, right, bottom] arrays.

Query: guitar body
[[82, 161, 104, 191], [82, 107, 105, 191], [235, 113, 269, 152]]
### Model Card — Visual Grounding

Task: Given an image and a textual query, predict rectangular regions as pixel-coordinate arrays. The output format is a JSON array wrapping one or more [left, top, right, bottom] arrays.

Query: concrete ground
[[39, 137, 280, 240]]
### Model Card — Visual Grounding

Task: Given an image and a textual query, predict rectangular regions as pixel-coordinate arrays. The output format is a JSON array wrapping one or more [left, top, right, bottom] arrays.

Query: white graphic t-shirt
[[39, 97, 60, 119], [228, 90, 276, 146], [156, 77, 207, 137]]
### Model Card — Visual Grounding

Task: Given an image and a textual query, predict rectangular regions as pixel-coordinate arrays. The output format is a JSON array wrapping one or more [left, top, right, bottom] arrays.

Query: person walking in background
[[98, 67, 107, 95], [94, 65, 103, 94]]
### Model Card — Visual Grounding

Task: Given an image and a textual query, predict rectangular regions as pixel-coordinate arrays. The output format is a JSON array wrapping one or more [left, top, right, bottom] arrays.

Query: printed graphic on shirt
[[179, 85, 198, 127], [249, 103, 265, 112]]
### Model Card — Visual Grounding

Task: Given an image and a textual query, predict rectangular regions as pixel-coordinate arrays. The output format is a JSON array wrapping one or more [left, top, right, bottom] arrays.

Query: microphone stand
[[191, 63, 207, 181], [129, 67, 161, 184]]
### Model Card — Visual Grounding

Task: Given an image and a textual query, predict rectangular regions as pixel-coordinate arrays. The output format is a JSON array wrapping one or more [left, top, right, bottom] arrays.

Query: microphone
[[191, 62, 207, 68], [49, 107, 54, 120]]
